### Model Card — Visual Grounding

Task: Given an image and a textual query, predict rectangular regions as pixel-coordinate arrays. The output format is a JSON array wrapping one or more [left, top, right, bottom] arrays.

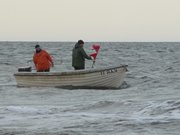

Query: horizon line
[[0, 40, 180, 43]]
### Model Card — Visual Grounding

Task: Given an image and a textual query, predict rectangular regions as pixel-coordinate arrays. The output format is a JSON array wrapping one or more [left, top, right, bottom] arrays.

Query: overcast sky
[[0, 0, 179, 41]]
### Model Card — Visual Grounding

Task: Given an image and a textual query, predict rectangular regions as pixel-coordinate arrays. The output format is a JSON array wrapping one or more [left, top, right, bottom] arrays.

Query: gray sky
[[0, 0, 179, 41]]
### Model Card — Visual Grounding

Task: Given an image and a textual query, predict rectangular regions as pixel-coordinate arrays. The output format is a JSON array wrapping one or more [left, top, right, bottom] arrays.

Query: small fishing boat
[[14, 65, 128, 89]]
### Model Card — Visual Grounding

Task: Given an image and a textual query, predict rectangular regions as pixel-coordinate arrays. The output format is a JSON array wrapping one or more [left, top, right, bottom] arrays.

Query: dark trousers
[[37, 69, 50, 72], [74, 66, 84, 70]]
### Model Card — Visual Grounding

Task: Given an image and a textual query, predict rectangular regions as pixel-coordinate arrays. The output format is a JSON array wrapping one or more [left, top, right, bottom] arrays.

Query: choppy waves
[[0, 42, 180, 135], [1, 99, 180, 134]]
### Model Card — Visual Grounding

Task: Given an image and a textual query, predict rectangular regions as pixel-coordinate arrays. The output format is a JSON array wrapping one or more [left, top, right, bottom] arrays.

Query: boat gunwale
[[14, 65, 128, 76]]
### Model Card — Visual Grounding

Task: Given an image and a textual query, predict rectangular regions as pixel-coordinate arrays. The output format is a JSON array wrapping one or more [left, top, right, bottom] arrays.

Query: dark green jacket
[[72, 43, 91, 69]]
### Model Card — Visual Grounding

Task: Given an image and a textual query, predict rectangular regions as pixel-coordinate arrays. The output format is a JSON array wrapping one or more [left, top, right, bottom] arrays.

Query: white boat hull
[[14, 65, 128, 89]]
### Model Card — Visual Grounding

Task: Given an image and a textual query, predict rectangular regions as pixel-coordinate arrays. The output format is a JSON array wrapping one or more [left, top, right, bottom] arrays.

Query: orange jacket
[[33, 50, 53, 71]]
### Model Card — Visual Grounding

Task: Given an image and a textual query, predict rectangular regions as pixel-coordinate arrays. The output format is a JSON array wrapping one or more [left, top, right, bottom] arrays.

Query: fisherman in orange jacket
[[33, 45, 54, 72]]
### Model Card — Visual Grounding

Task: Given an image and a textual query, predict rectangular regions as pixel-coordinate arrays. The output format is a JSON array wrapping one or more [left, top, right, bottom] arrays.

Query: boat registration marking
[[100, 68, 117, 75]]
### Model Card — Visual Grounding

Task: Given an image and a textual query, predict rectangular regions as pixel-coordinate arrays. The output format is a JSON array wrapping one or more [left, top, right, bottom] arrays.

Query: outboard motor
[[18, 66, 32, 72]]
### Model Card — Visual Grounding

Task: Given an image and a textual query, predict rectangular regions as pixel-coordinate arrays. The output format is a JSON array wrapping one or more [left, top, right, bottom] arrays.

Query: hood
[[74, 43, 81, 49]]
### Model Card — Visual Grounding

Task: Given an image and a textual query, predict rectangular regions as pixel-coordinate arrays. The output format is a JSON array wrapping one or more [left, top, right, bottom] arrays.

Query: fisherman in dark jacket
[[72, 40, 93, 70]]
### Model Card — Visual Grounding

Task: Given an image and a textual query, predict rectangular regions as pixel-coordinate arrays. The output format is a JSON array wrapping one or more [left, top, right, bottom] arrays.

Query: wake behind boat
[[14, 65, 128, 89]]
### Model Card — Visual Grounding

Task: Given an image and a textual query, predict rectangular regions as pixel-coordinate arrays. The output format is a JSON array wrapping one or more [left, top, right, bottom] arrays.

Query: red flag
[[91, 44, 100, 53], [90, 44, 100, 68], [90, 44, 100, 59], [90, 52, 97, 59]]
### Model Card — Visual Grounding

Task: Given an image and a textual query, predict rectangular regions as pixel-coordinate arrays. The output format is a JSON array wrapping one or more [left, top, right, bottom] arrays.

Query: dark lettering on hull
[[100, 68, 118, 75]]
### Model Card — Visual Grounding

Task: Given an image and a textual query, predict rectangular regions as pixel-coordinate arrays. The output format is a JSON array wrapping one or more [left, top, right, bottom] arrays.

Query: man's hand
[[91, 56, 95, 62]]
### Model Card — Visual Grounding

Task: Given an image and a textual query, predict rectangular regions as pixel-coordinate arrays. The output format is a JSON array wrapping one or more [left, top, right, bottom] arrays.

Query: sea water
[[0, 42, 180, 135]]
